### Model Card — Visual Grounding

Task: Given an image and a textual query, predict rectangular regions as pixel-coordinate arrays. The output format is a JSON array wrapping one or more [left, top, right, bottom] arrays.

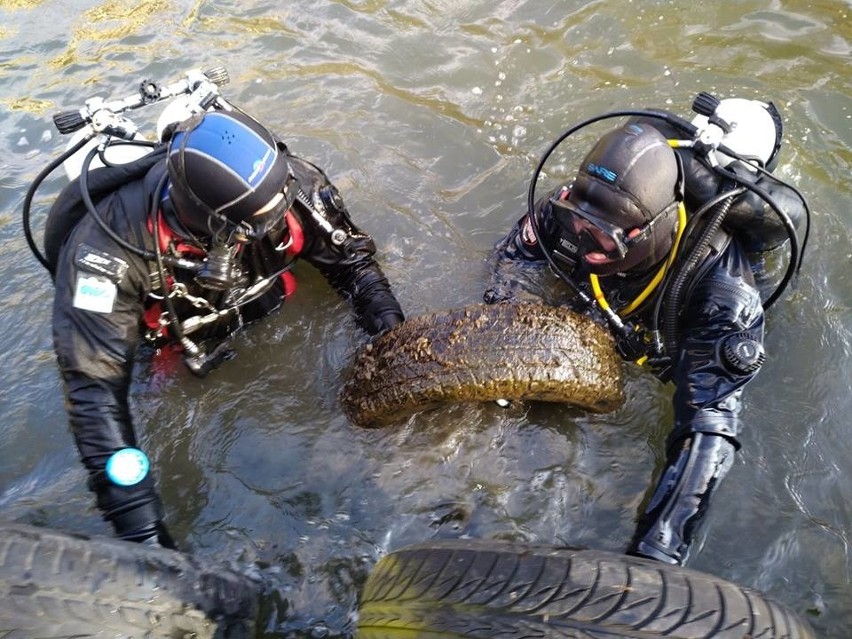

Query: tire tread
[[341, 303, 624, 427], [0, 522, 258, 638], [358, 540, 816, 639]]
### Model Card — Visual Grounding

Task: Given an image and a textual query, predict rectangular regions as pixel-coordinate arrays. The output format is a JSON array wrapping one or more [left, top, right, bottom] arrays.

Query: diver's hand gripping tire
[[357, 539, 816, 639], [0, 521, 258, 638], [340, 302, 624, 428]]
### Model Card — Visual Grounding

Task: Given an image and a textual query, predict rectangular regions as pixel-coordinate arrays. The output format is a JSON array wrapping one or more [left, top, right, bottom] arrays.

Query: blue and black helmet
[[166, 109, 297, 240]]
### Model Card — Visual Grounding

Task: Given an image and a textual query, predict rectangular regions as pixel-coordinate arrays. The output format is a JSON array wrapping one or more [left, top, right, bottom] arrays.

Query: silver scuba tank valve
[[90, 109, 139, 139], [61, 116, 148, 181]]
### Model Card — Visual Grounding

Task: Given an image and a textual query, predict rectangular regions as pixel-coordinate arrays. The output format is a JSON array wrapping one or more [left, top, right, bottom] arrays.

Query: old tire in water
[[0, 521, 258, 638], [341, 302, 624, 427], [357, 539, 816, 639]]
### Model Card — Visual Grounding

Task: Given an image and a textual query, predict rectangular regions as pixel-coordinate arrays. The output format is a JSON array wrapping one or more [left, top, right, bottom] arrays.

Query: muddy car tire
[[357, 539, 816, 639], [340, 302, 624, 428], [0, 521, 258, 639]]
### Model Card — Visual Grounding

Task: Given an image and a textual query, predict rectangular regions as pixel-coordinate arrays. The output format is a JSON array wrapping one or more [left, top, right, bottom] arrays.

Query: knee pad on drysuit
[[628, 432, 736, 565]]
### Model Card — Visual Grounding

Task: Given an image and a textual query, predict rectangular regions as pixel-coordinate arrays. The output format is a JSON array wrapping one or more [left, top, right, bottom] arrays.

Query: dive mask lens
[[239, 175, 299, 242], [550, 196, 628, 260], [247, 198, 288, 239]]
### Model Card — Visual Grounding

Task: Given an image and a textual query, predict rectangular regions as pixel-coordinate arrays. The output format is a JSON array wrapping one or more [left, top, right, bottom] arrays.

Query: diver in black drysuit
[[484, 103, 806, 565], [48, 109, 404, 548]]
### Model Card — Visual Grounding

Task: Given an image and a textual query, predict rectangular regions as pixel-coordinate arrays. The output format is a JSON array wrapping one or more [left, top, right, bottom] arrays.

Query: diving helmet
[[166, 109, 297, 242]]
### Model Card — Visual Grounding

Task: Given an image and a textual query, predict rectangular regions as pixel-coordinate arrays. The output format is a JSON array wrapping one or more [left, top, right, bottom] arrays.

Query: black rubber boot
[[628, 432, 736, 565]]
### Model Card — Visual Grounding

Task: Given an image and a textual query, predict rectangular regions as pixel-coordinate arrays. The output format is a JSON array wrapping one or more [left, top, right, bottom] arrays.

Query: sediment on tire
[[0, 521, 259, 639], [357, 539, 816, 639], [340, 302, 624, 428]]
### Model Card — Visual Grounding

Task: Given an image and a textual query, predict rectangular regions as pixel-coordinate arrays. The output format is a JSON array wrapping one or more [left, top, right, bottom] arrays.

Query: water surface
[[1, 0, 850, 636]]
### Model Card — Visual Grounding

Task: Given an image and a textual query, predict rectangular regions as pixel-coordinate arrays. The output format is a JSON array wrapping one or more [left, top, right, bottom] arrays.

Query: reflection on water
[[0, 0, 850, 637]]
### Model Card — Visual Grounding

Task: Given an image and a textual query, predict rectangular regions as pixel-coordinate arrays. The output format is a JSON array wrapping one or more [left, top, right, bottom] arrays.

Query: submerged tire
[[341, 302, 624, 428], [0, 521, 258, 639], [357, 539, 816, 639]]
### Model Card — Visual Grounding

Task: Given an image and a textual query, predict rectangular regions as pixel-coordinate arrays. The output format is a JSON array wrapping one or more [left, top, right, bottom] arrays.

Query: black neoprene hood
[[557, 123, 680, 275]]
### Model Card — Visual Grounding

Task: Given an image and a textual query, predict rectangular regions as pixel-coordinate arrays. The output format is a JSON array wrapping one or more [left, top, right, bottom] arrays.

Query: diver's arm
[[484, 196, 557, 304], [629, 240, 765, 564], [290, 188, 404, 336], [315, 233, 405, 337], [669, 241, 766, 445], [51, 222, 172, 546]]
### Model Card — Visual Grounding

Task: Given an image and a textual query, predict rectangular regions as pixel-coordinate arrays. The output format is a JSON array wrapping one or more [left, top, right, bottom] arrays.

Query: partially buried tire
[[357, 539, 816, 639], [0, 521, 258, 638], [340, 302, 624, 428]]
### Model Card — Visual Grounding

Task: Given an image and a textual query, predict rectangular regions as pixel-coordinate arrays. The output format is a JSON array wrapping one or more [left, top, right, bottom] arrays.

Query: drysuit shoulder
[[43, 146, 167, 276]]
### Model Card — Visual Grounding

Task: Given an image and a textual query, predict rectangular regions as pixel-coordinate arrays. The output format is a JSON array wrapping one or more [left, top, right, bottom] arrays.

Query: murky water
[[1, 0, 850, 636]]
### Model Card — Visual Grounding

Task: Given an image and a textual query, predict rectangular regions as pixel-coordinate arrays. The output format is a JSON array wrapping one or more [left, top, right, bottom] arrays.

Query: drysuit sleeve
[[483, 194, 568, 305], [668, 239, 766, 449], [289, 159, 404, 336], [627, 239, 767, 565], [51, 188, 168, 545]]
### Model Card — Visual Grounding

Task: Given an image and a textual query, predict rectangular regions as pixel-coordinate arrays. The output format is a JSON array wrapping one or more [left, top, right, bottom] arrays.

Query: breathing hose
[[78, 143, 159, 260], [22, 134, 95, 273], [724, 171, 803, 310], [659, 183, 741, 354], [76, 139, 207, 275]]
